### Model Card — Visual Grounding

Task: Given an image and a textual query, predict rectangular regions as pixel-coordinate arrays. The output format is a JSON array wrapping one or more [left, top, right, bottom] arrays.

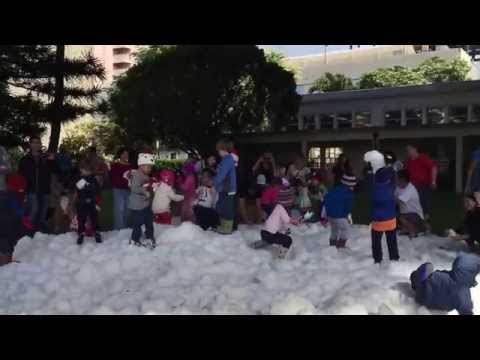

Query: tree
[[61, 117, 128, 157], [4, 45, 106, 153], [264, 49, 301, 81], [309, 73, 356, 93], [417, 57, 470, 83], [109, 45, 300, 156]]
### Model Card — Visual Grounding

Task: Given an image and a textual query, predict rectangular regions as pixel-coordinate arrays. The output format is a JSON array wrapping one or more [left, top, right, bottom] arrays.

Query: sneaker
[[146, 238, 157, 249], [250, 240, 270, 249], [77, 234, 84, 245], [95, 233, 102, 243], [129, 239, 144, 247]]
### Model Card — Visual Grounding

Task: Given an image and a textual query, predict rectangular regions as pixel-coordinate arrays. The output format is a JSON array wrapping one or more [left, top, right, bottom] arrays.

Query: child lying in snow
[[410, 253, 480, 315], [251, 204, 300, 259]]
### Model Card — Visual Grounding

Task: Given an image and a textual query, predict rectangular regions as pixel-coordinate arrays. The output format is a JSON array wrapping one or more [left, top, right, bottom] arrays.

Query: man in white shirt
[[395, 169, 426, 238]]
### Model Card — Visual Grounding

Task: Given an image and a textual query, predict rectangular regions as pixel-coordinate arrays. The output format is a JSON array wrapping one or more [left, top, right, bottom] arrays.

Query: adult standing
[[465, 146, 480, 201], [404, 143, 438, 232], [252, 152, 276, 184], [288, 155, 311, 185], [110, 148, 133, 230], [18, 136, 56, 232], [331, 154, 353, 185]]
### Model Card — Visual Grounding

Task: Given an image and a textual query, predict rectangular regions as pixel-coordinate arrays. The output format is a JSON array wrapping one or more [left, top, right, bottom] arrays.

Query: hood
[[451, 253, 480, 287], [364, 150, 385, 174]]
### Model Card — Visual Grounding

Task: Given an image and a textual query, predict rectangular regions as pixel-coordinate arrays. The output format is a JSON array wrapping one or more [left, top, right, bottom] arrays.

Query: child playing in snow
[[129, 153, 156, 248], [447, 194, 480, 252], [179, 162, 197, 223], [152, 169, 184, 225], [213, 138, 237, 235], [364, 150, 400, 264], [261, 177, 282, 218], [193, 169, 219, 230], [410, 253, 480, 315], [74, 159, 102, 245], [251, 204, 300, 259], [323, 174, 356, 248], [276, 178, 296, 213], [308, 174, 328, 220], [395, 169, 426, 239]]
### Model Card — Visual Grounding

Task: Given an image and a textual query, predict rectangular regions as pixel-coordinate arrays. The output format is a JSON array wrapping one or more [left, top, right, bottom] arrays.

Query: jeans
[[131, 207, 154, 242], [26, 193, 49, 230], [416, 186, 433, 217], [216, 193, 235, 221], [371, 229, 399, 263], [113, 188, 130, 230]]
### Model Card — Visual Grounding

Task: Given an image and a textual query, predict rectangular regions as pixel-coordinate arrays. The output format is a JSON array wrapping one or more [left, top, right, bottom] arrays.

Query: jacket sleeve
[[214, 157, 231, 191], [168, 187, 184, 202]]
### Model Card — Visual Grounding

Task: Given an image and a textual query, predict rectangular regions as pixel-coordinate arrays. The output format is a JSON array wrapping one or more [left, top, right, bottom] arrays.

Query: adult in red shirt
[[405, 144, 438, 230], [110, 148, 133, 230]]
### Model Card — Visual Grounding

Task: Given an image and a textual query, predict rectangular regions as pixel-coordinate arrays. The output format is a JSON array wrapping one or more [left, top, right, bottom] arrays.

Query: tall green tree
[[417, 57, 471, 83], [309, 73, 356, 93], [109, 45, 300, 156], [358, 66, 426, 89]]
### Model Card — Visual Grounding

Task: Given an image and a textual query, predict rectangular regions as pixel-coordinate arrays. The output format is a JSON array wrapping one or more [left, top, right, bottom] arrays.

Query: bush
[[154, 159, 186, 172]]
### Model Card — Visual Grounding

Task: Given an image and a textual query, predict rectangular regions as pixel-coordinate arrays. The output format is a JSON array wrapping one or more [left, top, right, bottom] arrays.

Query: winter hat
[[364, 150, 386, 174], [138, 153, 154, 166], [410, 262, 434, 291], [341, 174, 357, 187], [159, 169, 175, 187], [257, 174, 267, 185]]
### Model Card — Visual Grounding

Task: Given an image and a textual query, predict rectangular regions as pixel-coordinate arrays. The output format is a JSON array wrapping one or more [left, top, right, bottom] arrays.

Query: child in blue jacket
[[364, 150, 400, 264], [410, 253, 480, 315], [324, 174, 356, 248], [213, 138, 237, 235]]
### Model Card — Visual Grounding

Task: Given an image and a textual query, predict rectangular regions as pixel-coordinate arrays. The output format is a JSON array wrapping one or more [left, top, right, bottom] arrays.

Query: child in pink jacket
[[251, 204, 300, 259], [179, 162, 197, 222]]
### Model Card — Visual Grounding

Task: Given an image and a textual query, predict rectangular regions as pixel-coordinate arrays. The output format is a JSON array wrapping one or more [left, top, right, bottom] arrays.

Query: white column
[[468, 104, 473, 123], [422, 107, 427, 125], [456, 135, 464, 193], [401, 108, 407, 126], [298, 115, 304, 131], [314, 114, 320, 130]]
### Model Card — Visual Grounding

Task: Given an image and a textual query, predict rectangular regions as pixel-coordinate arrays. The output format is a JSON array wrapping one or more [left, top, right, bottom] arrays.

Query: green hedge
[[154, 159, 186, 171]]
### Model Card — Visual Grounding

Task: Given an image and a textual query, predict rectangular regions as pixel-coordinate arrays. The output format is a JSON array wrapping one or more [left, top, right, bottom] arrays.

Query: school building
[[236, 80, 480, 193]]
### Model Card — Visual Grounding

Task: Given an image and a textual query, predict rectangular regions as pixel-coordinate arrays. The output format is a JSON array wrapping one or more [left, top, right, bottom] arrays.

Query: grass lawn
[[100, 189, 465, 236]]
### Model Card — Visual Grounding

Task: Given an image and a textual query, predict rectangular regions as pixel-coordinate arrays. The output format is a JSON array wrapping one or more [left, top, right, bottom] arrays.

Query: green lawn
[[100, 189, 465, 236]]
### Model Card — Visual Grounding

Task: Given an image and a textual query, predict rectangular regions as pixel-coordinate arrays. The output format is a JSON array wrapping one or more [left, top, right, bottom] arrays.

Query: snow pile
[[0, 221, 478, 315]]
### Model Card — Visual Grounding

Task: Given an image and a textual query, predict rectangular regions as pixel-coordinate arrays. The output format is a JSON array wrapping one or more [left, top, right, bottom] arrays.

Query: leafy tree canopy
[[309, 72, 355, 93], [109, 45, 300, 156]]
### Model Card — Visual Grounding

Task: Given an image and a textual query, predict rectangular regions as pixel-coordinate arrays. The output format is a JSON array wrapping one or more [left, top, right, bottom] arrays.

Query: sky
[[258, 45, 376, 58]]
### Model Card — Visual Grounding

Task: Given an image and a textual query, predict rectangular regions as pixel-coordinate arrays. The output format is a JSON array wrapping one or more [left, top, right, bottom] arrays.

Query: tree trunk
[[48, 44, 65, 153]]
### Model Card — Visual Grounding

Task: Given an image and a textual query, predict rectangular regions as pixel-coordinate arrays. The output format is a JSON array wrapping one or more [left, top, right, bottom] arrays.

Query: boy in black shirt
[[74, 159, 101, 245]]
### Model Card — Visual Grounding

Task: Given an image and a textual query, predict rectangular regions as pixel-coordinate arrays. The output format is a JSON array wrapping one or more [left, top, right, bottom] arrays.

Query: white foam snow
[[0, 221, 478, 315]]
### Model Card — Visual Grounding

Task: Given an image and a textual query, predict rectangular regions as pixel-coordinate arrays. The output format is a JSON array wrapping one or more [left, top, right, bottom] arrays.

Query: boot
[[336, 239, 347, 249], [95, 233, 102, 243], [77, 234, 84, 245], [146, 238, 156, 249], [216, 220, 234, 235]]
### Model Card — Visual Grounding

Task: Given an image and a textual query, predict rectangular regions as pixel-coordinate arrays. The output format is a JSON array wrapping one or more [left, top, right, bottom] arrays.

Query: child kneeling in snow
[[74, 159, 102, 245], [323, 174, 356, 248], [364, 150, 400, 264], [129, 153, 156, 247], [252, 204, 300, 259], [152, 169, 184, 225], [193, 169, 219, 230], [410, 253, 480, 315]]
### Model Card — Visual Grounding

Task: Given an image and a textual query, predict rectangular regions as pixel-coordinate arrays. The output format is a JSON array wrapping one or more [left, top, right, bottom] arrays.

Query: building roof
[[301, 80, 480, 104]]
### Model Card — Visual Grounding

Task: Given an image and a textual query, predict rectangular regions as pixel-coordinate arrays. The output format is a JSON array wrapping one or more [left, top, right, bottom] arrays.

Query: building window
[[354, 111, 371, 128], [449, 106, 468, 124], [385, 110, 401, 127], [337, 113, 352, 128], [472, 105, 480, 123], [427, 107, 446, 125], [308, 147, 322, 169], [325, 147, 343, 166], [170, 152, 177, 160], [302, 115, 316, 130], [319, 114, 334, 129], [406, 108, 423, 126]]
